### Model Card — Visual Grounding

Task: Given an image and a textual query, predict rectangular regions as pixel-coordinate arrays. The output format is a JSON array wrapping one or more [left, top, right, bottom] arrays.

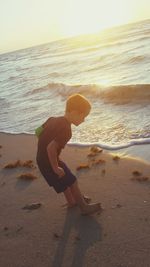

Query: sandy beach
[[0, 132, 150, 267]]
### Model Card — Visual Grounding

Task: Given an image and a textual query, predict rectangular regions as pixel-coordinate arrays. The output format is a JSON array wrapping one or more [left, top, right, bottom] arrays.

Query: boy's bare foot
[[81, 202, 102, 215], [63, 195, 91, 208], [83, 195, 91, 204]]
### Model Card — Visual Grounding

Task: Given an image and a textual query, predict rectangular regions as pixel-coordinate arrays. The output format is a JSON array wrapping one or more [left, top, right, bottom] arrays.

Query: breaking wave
[[29, 82, 150, 105]]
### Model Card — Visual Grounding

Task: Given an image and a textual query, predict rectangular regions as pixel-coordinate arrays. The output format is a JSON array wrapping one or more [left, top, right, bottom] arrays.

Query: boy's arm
[[47, 140, 65, 178]]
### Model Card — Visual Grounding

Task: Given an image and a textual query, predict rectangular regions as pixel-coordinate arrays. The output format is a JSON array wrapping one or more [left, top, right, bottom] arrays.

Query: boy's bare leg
[[63, 188, 76, 207], [63, 188, 91, 208], [70, 181, 101, 215]]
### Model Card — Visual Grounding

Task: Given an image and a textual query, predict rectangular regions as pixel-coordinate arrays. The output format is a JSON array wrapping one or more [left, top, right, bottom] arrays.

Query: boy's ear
[[70, 110, 77, 116]]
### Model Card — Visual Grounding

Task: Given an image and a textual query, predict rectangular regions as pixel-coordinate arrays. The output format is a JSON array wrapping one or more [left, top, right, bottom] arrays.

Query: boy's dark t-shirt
[[36, 116, 72, 170]]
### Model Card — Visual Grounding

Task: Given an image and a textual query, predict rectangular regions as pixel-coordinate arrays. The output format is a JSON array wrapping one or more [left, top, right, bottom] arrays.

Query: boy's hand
[[55, 167, 65, 178]]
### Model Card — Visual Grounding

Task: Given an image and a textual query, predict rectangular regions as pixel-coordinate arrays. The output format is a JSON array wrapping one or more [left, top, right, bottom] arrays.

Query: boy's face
[[71, 110, 90, 126]]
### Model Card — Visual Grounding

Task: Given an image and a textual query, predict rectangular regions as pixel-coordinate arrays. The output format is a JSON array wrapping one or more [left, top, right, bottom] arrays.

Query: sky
[[0, 0, 150, 54]]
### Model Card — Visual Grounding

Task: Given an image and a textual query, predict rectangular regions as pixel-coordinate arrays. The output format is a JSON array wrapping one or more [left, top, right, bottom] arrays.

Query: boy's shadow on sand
[[51, 208, 102, 267], [15, 179, 33, 191]]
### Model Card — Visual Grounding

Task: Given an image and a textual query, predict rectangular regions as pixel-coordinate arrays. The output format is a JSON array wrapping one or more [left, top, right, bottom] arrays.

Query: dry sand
[[0, 132, 150, 267]]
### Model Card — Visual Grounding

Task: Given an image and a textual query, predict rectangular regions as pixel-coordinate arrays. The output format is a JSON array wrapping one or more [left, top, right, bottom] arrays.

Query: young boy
[[36, 94, 101, 215]]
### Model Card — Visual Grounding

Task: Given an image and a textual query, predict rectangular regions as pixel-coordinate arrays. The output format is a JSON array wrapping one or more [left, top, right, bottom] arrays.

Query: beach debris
[[87, 146, 103, 157], [131, 176, 149, 182], [3, 227, 8, 231], [22, 202, 42, 210], [101, 169, 106, 175], [76, 163, 90, 170], [90, 146, 103, 153], [0, 145, 2, 148], [0, 154, 2, 157], [21, 160, 34, 168], [53, 232, 61, 239], [4, 159, 34, 169], [112, 155, 120, 161], [4, 160, 21, 168], [132, 170, 142, 176], [17, 173, 38, 180], [92, 159, 106, 165]]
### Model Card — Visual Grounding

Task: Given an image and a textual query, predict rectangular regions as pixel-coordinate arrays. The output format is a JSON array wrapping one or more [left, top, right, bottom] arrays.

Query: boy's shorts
[[37, 160, 77, 193]]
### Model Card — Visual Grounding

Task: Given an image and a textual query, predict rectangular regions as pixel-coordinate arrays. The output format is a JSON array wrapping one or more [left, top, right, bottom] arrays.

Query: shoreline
[[1, 131, 150, 162]]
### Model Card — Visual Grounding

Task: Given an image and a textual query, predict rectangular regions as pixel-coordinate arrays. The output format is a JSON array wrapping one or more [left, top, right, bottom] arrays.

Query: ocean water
[[0, 19, 150, 149]]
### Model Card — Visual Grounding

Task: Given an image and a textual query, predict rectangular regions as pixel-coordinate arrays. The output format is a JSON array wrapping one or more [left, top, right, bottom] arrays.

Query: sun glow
[[60, 0, 133, 37], [1, 0, 150, 53]]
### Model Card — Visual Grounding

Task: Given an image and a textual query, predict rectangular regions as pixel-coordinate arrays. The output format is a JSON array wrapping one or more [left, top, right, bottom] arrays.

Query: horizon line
[[0, 18, 149, 56]]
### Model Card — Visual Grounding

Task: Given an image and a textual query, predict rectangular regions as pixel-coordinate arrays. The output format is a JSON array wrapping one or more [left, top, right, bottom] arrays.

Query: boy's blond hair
[[66, 94, 91, 114]]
